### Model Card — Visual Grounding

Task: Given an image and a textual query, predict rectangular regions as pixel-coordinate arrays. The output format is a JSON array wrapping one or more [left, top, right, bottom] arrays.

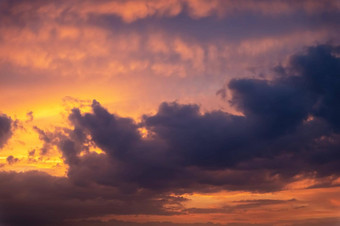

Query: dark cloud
[[228, 78, 311, 137], [33, 126, 54, 155], [228, 45, 339, 136], [28, 149, 35, 157], [59, 44, 340, 190], [289, 45, 340, 131], [64, 100, 292, 193], [1, 169, 333, 226], [0, 171, 182, 226], [1, 44, 340, 225], [6, 155, 18, 165], [0, 114, 12, 149], [26, 111, 33, 122]]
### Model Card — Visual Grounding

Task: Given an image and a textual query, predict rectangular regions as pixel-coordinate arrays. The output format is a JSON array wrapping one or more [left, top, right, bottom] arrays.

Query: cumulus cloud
[[0, 44, 339, 225]]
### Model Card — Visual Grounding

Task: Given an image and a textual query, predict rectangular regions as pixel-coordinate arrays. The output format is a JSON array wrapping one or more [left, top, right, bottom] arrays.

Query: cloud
[[0, 0, 338, 83], [60, 44, 340, 184], [37, 44, 340, 188], [0, 114, 12, 149], [28, 149, 35, 157], [33, 126, 54, 155], [289, 45, 340, 131], [1, 0, 338, 24], [0, 170, 181, 226], [6, 155, 18, 165], [26, 111, 34, 122], [0, 0, 339, 224], [39, 45, 340, 189], [1, 44, 340, 225]]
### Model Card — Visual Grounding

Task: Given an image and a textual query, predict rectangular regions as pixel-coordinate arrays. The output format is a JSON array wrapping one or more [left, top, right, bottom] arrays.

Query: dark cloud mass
[[6, 155, 18, 165], [0, 114, 12, 149], [0, 45, 340, 225]]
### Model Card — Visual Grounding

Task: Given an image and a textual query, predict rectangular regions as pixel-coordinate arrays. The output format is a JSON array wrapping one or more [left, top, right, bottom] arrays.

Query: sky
[[0, 0, 340, 225]]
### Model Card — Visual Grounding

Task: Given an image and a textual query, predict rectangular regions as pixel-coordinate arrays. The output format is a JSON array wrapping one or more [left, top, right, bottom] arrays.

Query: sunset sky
[[0, 0, 340, 225]]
